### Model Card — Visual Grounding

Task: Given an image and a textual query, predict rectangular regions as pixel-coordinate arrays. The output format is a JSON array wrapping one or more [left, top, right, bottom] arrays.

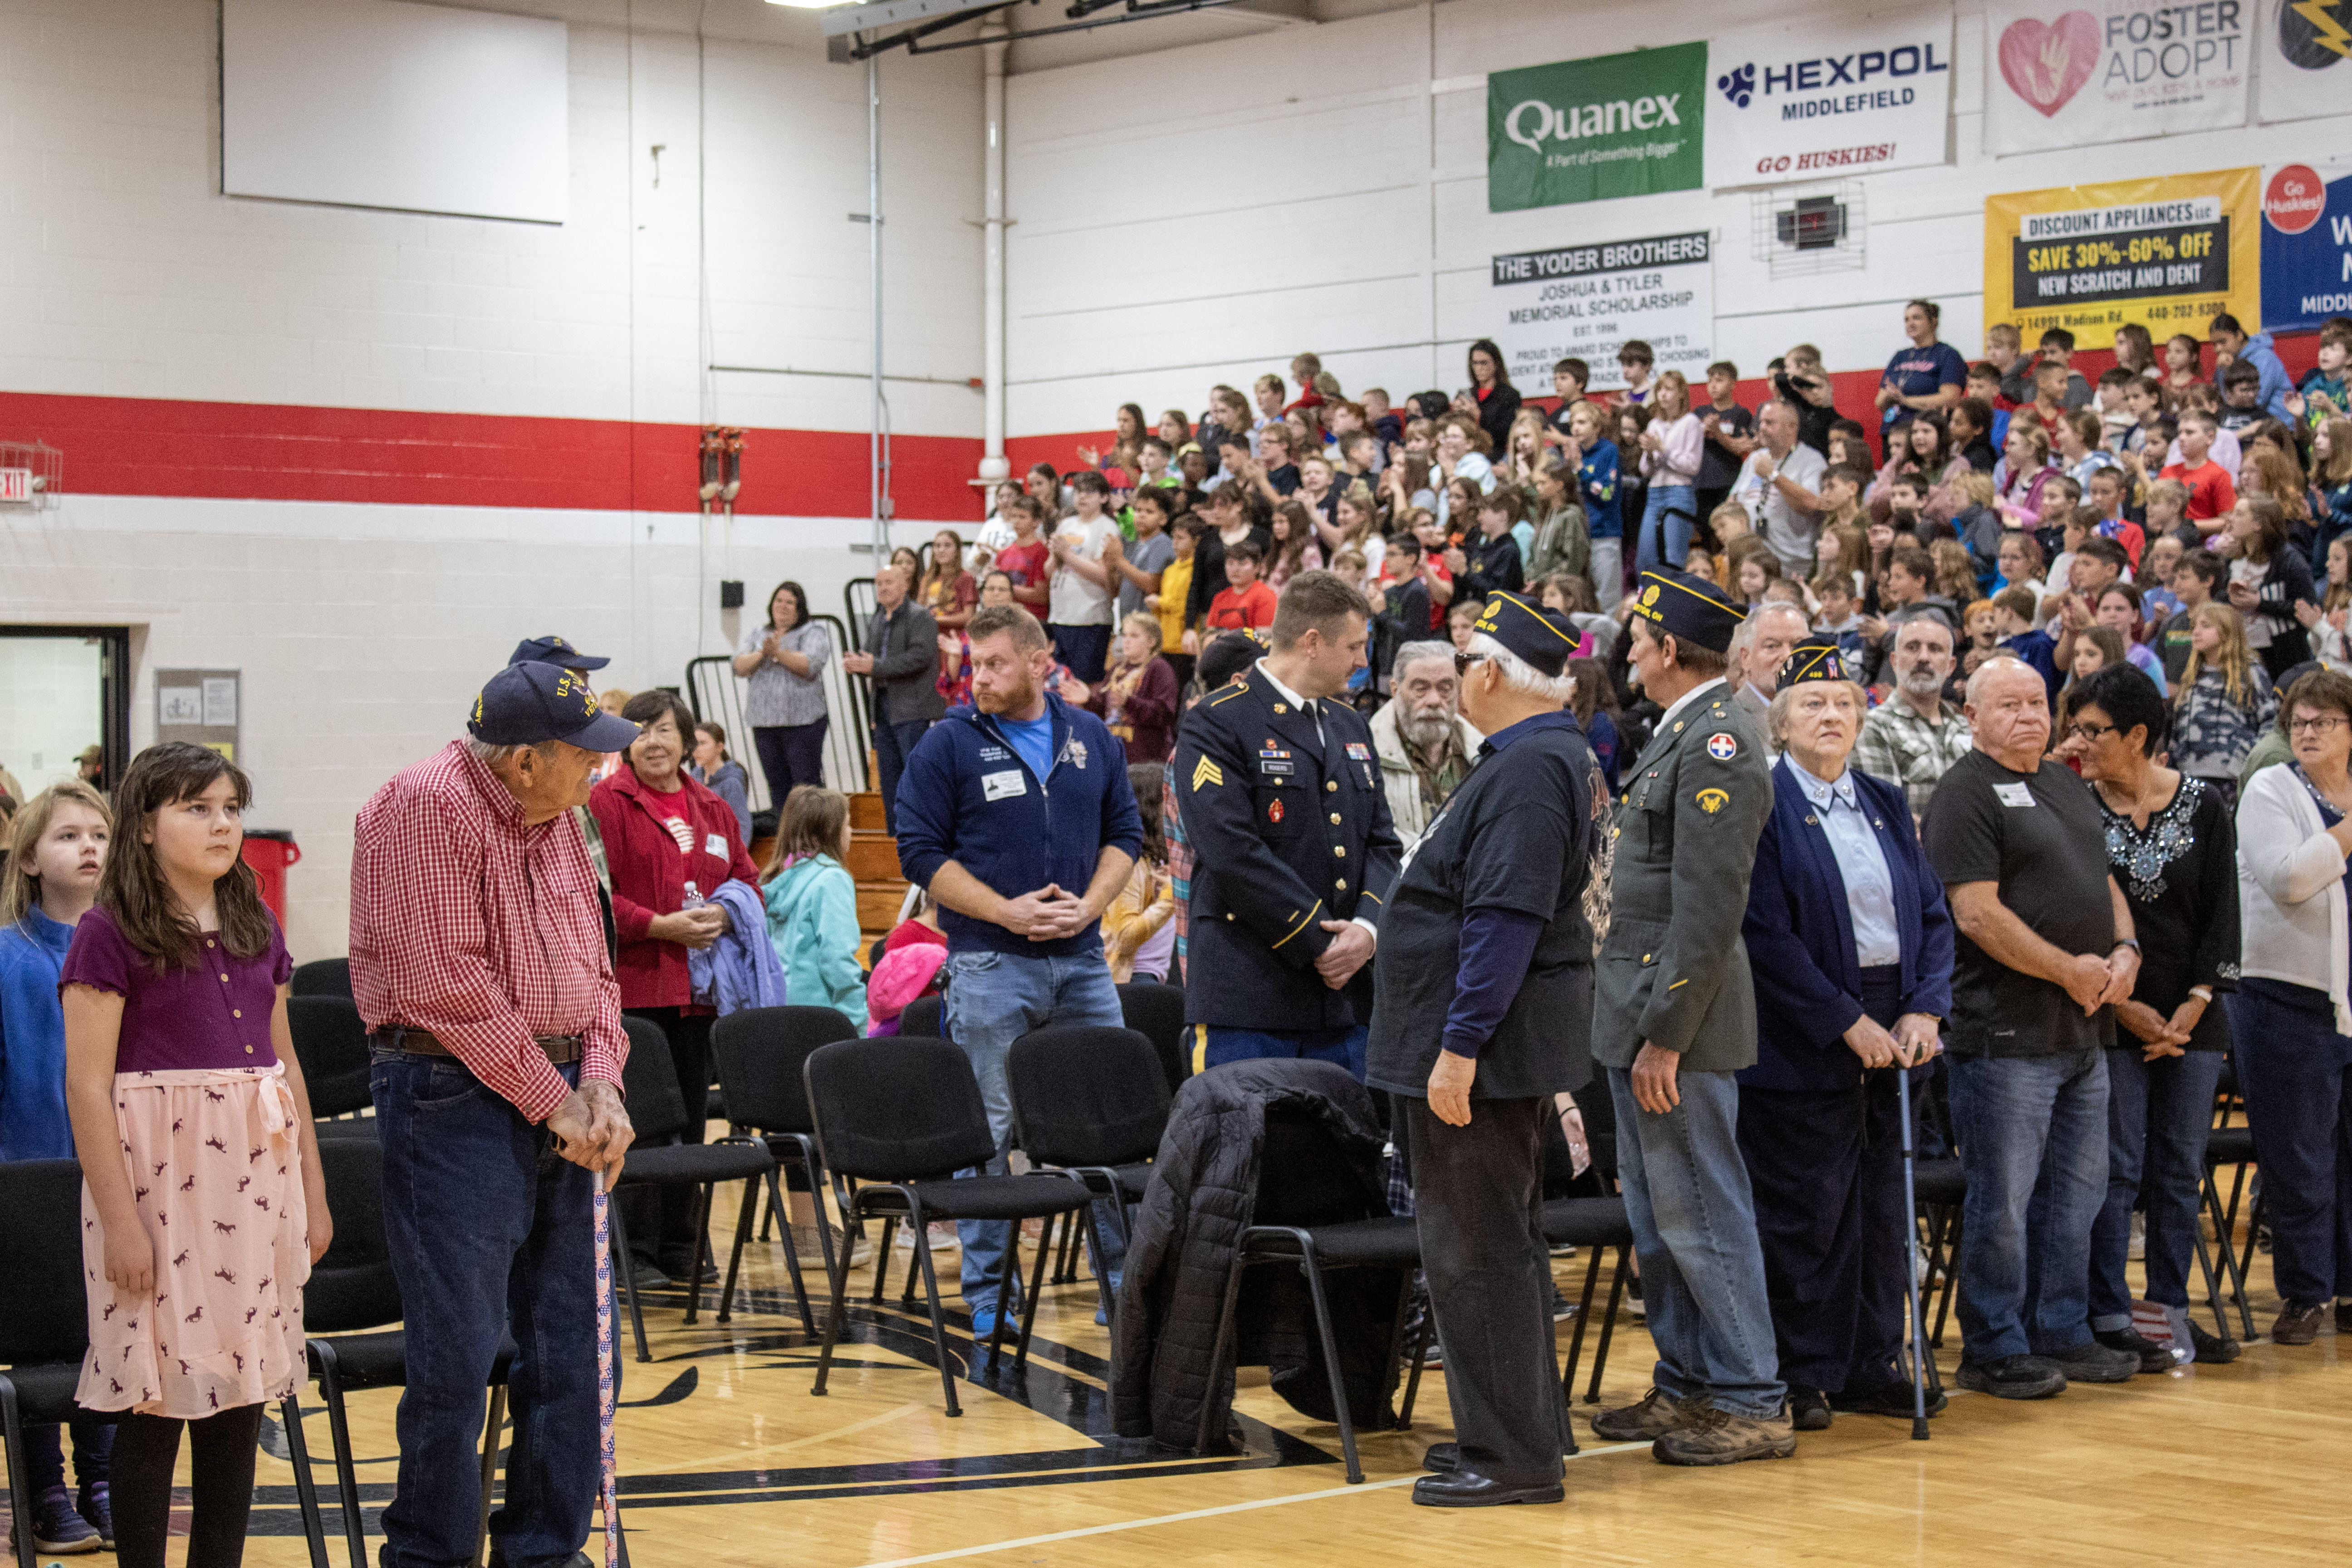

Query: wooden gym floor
[[28, 1189, 2346, 1568]]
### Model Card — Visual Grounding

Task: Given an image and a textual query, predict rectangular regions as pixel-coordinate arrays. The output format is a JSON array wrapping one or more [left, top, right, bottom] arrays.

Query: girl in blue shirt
[[761, 785, 869, 1031], [1563, 401, 1622, 604]]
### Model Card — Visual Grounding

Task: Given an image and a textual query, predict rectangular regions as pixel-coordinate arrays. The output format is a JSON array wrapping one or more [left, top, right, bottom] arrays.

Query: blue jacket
[[1739, 757, 1955, 1093], [689, 878, 789, 1018], [2222, 330, 2294, 424], [0, 911, 78, 1162], [894, 695, 1144, 958], [762, 855, 867, 1030]]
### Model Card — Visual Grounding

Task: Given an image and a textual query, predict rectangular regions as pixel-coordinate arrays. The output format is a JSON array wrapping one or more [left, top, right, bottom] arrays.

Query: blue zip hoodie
[[0, 910, 79, 1161], [893, 694, 1144, 958]]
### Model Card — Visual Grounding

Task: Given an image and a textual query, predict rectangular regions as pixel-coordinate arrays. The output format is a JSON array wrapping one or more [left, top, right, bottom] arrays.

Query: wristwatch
[[2111, 937, 2141, 954]]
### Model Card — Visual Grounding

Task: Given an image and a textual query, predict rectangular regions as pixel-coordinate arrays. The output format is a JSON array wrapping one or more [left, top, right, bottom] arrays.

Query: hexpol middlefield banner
[[1487, 44, 1708, 212]]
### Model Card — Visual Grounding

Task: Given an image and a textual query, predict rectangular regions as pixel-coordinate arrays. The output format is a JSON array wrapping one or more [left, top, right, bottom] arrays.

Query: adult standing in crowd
[[2058, 666, 2243, 1365], [1922, 658, 2143, 1399], [1732, 401, 1828, 579], [1173, 572, 1399, 1079], [892, 603, 1143, 1335], [1875, 300, 1967, 459], [1589, 569, 1790, 1467], [590, 689, 761, 1286], [2231, 667, 2352, 1346], [509, 636, 623, 962], [1459, 338, 1522, 455], [350, 661, 637, 1568], [1371, 640, 1482, 845], [1739, 640, 1952, 1431], [843, 563, 945, 838], [1730, 601, 1810, 747], [1856, 615, 1973, 818], [734, 581, 835, 808], [1368, 592, 1599, 1508]]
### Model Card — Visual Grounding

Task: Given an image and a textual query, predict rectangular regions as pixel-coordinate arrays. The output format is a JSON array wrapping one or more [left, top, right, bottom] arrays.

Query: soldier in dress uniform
[[1585, 567, 1793, 1466], [1173, 571, 1401, 1078]]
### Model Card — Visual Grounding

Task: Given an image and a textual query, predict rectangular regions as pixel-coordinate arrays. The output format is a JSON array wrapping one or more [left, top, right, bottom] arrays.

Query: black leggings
[[110, 1404, 264, 1568]]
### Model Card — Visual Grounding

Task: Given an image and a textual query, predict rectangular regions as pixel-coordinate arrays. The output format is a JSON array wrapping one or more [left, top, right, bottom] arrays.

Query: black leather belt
[[369, 1026, 583, 1065]]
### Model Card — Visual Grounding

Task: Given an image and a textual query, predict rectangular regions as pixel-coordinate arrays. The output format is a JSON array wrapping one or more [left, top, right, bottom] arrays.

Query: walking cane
[[594, 1171, 626, 1564], [1896, 1066, 1930, 1442]]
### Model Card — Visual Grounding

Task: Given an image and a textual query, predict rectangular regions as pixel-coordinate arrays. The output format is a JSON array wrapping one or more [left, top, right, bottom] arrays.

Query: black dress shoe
[[1829, 1380, 1948, 1418], [1786, 1386, 1833, 1431], [1411, 1470, 1565, 1508], [1422, 1441, 1459, 1472]]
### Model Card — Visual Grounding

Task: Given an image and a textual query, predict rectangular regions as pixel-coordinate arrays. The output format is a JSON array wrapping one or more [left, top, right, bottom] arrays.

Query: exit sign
[[0, 469, 31, 503]]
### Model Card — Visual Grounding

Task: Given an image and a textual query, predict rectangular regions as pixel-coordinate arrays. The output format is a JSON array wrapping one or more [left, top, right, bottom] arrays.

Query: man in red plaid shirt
[[351, 659, 638, 1568]]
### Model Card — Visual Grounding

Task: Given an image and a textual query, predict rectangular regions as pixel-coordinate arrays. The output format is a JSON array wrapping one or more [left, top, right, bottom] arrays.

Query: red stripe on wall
[[0, 392, 987, 521]]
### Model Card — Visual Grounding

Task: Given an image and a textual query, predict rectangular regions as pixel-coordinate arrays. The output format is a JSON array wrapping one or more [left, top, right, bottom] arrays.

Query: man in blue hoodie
[[894, 602, 1145, 1334]]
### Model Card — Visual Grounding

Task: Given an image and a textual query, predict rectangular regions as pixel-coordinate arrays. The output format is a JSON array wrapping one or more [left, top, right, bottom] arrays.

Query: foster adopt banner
[[2257, 0, 2352, 124], [1984, 168, 2260, 342], [1702, 14, 1954, 188], [1487, 44, 1707, 212], [1491, 231, 1715, 393], [2261, 162, 2352, 332], [1984, 0, 2249, 155]]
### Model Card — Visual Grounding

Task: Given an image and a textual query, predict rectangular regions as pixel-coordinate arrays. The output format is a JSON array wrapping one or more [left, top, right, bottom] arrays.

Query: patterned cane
[[594, 1175, 620, 1564]]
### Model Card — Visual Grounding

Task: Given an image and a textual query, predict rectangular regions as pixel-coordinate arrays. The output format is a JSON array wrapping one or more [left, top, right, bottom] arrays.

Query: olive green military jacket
[[1592, 679, 1774, 1075]]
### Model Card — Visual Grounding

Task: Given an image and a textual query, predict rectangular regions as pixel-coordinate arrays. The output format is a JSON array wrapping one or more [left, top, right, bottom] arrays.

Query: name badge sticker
[[704, 833, 728, 858], [1993, 782, 2035, 809], [982, 769, 1029, 801]]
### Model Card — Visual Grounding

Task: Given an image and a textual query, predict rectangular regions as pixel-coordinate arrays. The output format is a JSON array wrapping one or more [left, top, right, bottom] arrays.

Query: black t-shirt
[[1265, 463, 1301, 496], [2158, 609, 2196, 687], [1774, 372, 1837, 458], [1367, 718, 1600, 1099], [1696, 401, 1755, 489], [1921, 750, 2116, 1058], [2092, 776, 2239, 1049]]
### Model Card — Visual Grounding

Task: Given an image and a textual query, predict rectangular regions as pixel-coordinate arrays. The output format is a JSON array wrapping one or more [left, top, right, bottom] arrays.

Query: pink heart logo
[[1999, 12, 2099, 116]]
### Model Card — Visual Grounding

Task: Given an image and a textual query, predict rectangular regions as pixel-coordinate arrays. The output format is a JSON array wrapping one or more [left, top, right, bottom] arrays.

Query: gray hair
[[1465, 632, 1576, 705], [1766, 678, 1866, 747], [463, 737, 559, 767], [1393, 640, 1457, 682], [1964, 653, 2034, 705]]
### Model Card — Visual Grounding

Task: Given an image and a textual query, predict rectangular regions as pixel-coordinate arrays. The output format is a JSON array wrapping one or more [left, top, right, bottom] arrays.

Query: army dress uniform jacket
[[1174, 668, 1403, 1033], [1592, 679, 1774, 1076]]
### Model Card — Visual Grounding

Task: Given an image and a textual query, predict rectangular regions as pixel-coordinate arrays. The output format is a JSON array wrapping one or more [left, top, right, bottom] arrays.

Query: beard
[[975, 669, 1040, 715], [1899, 664, 1946, 699], [1401, 708, 1455, 751]]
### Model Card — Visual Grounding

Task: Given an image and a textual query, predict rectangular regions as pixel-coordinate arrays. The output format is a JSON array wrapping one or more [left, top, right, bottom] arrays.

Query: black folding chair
[[803, 1036, 1106, 1417], [1199, 1108, 1424, 1485], [288, 996, 377, 1140], [290, 957, 353, 998], [899, 995, 946, 1041], [1913, 1157, 1965, 1354], [1006, 1026, 1171, 1312], [710, 1005, 862, 1291], [609, 1016, 807, 1361], [2200, 1123, 2260, 1339], [1115, 982, 1190, 1093], [1539, 1194, 1634, 1412], [290, 1137, 511, 1568]]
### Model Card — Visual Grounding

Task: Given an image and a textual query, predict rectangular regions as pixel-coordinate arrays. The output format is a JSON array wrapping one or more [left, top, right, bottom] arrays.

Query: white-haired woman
[[1737, 639, 1954, 1431]]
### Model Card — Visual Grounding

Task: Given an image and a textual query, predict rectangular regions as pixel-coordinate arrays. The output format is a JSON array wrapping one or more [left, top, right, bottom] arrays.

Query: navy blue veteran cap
[[1471, 591, 1581, 678], [1628, 567, 1745, 654], [508, 634, 612, 671], [468, 663, 642, 751], [1778, 635, 1857, 689]]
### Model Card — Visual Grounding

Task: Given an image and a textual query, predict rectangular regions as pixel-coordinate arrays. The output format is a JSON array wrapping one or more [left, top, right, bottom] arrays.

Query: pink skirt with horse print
[[78, 1064, 311, 1419]]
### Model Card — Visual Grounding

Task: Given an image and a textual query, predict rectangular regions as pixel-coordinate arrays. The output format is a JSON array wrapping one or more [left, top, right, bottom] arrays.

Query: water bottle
[[682, 879, 704, 910]]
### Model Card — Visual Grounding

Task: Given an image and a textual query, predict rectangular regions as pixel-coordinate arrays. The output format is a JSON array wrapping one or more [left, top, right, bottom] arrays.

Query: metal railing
[[683, 611, 872, 806], [843, 577, 877, 648]]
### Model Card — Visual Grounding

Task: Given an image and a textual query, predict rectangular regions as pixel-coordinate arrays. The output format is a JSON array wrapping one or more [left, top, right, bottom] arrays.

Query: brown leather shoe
[[1652, 1404, 1797, 1467], [2272, 1300, 2327, 1345], [1590, 1387, 1694, 1442]]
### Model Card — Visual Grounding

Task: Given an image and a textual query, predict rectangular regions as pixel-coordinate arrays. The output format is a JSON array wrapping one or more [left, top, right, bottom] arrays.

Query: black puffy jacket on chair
[[1109, 1058, 1403, 1452]]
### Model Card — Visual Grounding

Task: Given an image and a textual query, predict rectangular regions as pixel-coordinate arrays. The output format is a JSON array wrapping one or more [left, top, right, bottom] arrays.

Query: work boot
[[1785, 1386, 1832, 1431], [1955, 1353, 2067, 1399], [2042, 1338, 2138, 1383], [1589, 1387, 1693, 1442], [1652, 1404, 1797, 1466], [2272, 1300, 2326, 1345]]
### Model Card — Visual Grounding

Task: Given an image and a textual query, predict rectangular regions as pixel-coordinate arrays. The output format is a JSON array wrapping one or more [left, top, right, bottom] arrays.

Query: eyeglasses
[[1454, 652, 1493, 678], [2064, 721, 2119, 742], [2290, 715, 2350, 736]]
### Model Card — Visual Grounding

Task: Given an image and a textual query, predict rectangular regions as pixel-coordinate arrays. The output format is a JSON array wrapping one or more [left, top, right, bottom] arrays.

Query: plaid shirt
[[1853, 695, 1975, 818], [1164, 774, 1193, 981], [350, 742, 628, 1122]]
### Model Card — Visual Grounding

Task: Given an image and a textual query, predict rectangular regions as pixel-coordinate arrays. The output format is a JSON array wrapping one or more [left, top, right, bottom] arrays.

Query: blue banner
[[2262, 166, 2352, 334]]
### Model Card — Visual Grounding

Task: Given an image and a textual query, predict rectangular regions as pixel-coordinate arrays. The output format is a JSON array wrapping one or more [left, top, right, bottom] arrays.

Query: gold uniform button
[[1329, 812, 1342, 825], [1642, 953, 1652, 963], [1326, 780, 1338, 793], [1226, 913, 1236, 921], [1333, 846, 1346, 858], [1273, 703, 1287, 714], [1335, 876, 1348, 889], [232, 1009, 243, 1018], [1674, 722, 1684, 732]]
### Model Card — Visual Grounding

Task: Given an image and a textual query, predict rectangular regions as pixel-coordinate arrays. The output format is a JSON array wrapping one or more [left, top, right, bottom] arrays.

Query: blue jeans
[[939, 949, 1129, 1312], [1200, 1024, 1367, 1081], [1607, 1066, 1784, 1419], [872, 716, 933, 838], [2229, 985, 2352, 1303], [1636, 484, 1697, 573], [1948, 1049, 2109, 1363], [2089, 1046, 2224, 1328], [371, 1049, 600, 1568]]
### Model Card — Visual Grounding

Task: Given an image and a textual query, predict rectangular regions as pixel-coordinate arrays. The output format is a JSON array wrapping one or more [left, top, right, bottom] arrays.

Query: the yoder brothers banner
[[2261, 162, 2352, 333], [1487, 44, 1706, 212], [1984, 168, 2260, 343], [2257, 0, 2352, 124], [1984, 0, 2249, 155], [1490, 231, 1715, 393], [1702, 14, 1954, 188]]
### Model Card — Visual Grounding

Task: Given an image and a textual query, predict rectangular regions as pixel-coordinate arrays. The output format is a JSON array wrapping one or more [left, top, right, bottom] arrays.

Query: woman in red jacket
[[589, 689, 760, 1286]]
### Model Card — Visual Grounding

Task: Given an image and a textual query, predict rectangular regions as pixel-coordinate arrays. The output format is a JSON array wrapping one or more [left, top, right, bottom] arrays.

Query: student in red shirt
[[1205, 540, 1278, 630], [2158, 411, 2238, 538], [2084, 464, 2145, 571], [992, 495, 1053, 612]]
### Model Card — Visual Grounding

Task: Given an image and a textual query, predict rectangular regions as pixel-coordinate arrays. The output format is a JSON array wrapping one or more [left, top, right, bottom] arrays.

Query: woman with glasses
[[2232, 667, 2352, 1346], [2058, 665, 2242, 1364]]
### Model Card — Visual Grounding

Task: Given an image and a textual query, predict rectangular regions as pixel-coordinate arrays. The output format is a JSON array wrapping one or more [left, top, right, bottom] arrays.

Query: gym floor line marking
[[849, 1442, 1653, 1568]]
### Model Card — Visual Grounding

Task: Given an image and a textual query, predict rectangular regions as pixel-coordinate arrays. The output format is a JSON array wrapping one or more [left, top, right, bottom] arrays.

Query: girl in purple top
[[60, 744, 332, 1568]]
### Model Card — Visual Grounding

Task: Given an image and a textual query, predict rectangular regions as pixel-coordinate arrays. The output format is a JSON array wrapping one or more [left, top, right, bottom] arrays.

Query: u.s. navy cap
[[467, 662, 641, 751], [508, 634, 612, 672]]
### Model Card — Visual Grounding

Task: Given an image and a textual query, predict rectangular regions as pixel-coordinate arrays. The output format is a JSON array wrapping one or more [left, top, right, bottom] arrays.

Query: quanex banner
[[1487, 44, 1707, 212], [1702, 14, 1954, 188], [1490, 231, 1715, 392]]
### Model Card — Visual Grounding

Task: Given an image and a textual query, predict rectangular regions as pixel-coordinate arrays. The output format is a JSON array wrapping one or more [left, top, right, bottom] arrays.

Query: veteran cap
[[1777, 635, 1857, 689], [1628, 567, 1745, 654], [507, 634, 612, 672], [1470, 591, 1582, 678], [467, 662, 641, 751]]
